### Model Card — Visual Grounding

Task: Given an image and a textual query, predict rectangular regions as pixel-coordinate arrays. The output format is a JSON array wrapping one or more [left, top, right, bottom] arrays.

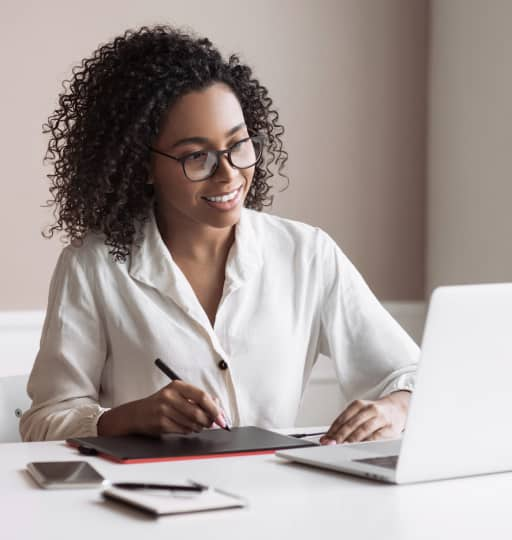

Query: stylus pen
[[113, 482, 206, 492], [290, 431, 327, 439], [154, 358, 231, 431]]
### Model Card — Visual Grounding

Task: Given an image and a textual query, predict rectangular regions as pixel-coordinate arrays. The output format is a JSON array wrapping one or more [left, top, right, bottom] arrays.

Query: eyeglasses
[[148, 134, 264, 182]]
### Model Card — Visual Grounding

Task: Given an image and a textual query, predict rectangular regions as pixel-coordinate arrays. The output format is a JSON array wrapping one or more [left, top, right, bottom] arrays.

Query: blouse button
[[218, 360, 228, 370]]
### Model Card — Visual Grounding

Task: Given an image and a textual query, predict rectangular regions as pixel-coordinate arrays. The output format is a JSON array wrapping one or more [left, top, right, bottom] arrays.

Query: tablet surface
[[68, 426, 316, 463]]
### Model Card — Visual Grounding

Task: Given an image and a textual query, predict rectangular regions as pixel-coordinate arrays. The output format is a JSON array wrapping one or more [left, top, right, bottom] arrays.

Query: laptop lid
[[396, 283, 512, 483]]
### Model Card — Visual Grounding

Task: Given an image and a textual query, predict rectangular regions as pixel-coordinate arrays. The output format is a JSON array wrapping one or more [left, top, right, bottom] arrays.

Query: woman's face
[[150, 82, 254, 231]]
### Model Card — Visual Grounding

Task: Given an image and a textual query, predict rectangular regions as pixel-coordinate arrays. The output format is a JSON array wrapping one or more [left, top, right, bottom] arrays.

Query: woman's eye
[[230, 140, 246, 152], [186, 151, 208, 161]]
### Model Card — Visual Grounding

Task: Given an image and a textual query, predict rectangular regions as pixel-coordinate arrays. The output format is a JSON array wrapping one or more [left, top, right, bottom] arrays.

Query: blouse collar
[[128, 207, 263, 300]]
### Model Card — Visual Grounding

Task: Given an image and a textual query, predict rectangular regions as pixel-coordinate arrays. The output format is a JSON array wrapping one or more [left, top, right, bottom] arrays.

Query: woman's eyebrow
[[169, 122, 246, 150]]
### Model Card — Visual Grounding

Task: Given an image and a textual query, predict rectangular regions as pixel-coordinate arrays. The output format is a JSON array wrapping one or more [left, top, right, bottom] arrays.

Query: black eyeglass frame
[[148, 134, 264, 182]]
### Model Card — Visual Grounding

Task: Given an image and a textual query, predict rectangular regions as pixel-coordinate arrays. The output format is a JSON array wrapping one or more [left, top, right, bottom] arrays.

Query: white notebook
[[102, 484, 247, 516]]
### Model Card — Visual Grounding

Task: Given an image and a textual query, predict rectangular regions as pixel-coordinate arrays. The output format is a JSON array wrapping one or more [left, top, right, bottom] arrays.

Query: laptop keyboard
[[353, 455, 399, 469]]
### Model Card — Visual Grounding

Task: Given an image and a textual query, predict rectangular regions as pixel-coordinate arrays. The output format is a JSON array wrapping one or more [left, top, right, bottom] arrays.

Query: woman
[[21, 25, 418, 444]]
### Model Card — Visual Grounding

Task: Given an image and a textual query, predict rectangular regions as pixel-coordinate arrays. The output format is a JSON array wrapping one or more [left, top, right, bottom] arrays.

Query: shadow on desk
[[271, 457, 387, 488], [92, 499, 157, 522]]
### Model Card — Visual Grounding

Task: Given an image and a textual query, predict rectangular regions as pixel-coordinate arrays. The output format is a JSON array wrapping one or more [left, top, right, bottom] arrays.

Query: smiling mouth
[[201, 185, 242, 203]]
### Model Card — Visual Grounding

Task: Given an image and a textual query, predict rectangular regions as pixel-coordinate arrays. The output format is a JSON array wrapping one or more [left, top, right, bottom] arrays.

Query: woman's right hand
[[97, 381, 227, 436]]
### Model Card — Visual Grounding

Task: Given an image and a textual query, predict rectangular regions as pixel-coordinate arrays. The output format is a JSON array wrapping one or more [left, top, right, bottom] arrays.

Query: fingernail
[[223, 413, 232, 431], [215, 414, 226, 429], [321, 438, 336, 446]]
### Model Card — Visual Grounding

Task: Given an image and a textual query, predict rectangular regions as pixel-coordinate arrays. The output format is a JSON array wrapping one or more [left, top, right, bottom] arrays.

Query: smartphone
[[26, 461, 106, 489]]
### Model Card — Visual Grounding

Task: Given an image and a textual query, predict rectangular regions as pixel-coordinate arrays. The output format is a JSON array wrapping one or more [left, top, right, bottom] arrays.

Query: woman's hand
[[98, 381, 226, 436], [319, 390, 411, 445]]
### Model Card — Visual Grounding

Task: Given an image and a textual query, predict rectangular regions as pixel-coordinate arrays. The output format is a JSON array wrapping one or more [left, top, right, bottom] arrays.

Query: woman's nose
[[212, 152, 240, 182]]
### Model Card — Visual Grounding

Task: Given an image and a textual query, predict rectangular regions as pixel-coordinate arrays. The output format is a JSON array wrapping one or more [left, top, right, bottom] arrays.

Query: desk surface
[[3, 435, 512, 540]]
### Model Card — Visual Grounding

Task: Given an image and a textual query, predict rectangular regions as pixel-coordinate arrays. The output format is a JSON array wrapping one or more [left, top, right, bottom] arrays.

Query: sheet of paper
[[102, 484, 247, 516]]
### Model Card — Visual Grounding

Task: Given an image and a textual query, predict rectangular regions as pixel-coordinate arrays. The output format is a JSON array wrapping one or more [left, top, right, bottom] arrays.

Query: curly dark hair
[[43, 25, 288, 261]]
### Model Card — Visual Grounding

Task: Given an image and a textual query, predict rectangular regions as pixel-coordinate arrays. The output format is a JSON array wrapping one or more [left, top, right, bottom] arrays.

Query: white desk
[[3, 437, 512, 540]]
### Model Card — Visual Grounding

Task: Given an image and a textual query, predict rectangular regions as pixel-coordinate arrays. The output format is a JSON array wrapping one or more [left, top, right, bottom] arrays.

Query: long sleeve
[[318, 231, 419, 404], [20, 246, 109, 441]]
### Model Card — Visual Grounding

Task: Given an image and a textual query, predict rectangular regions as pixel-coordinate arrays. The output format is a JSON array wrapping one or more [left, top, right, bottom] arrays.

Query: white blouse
[[20, 208, 419, 441]]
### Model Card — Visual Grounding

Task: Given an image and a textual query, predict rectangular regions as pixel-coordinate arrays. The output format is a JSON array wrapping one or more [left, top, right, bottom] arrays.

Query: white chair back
[[0, 310, 45, 377], [0, 310, 44, 442], [0, 374, 31, 442]]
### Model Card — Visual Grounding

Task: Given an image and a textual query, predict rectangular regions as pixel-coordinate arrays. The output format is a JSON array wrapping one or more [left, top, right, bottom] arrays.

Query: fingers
[[158, 414, 194, 435], [344, 416, 385, 443], [167, 390, 215, 428], [320, 400, 370, 443], [320, 400, 387, 445], [363, 427, 389, 442], [325, 399, 368, 435], [174, 382, 225, 427], [136, 380, 228, 436], [137, 400, 194, 436], [154, 382, 224, 433], [159, 401, 206, 433]]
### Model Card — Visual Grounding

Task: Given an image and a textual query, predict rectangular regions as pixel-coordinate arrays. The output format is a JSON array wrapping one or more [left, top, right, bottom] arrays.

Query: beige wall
[[0, 0, 427, 309], [427, 0, 512, 292]]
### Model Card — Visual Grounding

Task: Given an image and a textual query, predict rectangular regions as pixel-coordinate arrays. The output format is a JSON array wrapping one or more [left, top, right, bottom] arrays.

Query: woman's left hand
[[320, 390, 411, 445]]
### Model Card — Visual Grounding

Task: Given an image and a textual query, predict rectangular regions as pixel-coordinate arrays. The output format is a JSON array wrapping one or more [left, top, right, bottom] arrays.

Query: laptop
[[277, 283, 512, 484]]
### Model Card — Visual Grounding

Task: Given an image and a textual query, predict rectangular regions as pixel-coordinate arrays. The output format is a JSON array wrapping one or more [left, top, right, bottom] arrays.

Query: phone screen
[[27, 461, 105, 489]]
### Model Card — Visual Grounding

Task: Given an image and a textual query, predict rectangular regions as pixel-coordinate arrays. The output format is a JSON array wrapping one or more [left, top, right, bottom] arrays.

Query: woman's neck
[[156, 207, 235, 264]]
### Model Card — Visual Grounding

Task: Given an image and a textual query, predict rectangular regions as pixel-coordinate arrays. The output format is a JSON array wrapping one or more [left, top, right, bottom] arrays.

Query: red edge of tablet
[[66, 440, 277, 464]]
